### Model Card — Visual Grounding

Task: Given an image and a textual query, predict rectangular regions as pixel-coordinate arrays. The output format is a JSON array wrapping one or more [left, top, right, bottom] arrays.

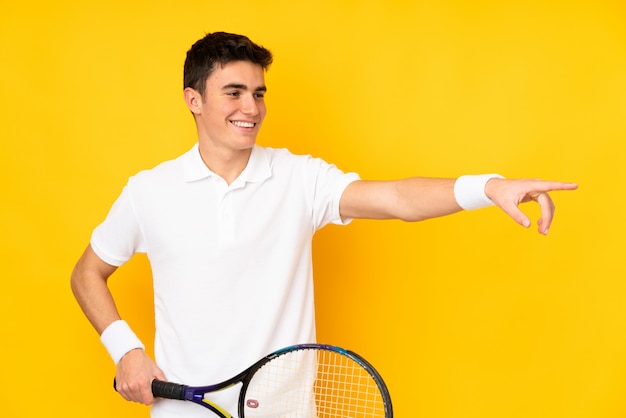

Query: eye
[[254, 92, 265, 99], [226, 90, 241, 97]]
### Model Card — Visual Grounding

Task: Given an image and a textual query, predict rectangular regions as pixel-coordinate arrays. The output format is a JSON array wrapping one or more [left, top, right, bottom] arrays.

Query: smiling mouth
[[231, 121, 256, 128]]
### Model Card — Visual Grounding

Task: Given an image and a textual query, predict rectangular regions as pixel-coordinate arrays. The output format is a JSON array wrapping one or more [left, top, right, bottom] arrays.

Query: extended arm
[[340, 176, 578, 234], [70, 245, 165, 404]]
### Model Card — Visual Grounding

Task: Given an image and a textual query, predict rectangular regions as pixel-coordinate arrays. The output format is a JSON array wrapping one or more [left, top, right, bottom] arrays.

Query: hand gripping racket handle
[[113, 378, 187, 400], [151, 379, 187, 400]]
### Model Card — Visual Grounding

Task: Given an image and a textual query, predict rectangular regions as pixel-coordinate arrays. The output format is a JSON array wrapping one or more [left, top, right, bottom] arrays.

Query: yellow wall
[[1, 1, 624, 417]]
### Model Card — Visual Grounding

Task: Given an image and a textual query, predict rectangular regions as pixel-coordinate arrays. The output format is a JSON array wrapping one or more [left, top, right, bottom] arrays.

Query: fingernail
[[543, 228, 549, 235], [523, 220, 531, 228]]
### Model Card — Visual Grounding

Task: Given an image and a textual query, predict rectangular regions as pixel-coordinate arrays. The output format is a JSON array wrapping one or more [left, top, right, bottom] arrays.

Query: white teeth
[[232, 121, 255, 128]]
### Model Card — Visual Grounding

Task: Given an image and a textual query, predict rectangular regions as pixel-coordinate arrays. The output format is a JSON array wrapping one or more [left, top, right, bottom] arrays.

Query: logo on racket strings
[[246, 399, 259, 408]]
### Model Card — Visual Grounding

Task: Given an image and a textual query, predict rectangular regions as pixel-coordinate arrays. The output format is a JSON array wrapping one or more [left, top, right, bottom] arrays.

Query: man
[[71, 32, 577, 418]]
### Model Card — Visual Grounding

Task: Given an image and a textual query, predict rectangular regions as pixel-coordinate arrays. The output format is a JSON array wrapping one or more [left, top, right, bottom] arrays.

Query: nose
[[241, 93, 260, 115]]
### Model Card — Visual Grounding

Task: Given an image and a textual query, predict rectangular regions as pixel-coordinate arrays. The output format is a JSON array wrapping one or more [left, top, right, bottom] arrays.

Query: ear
[[184, 87, 203, 115]]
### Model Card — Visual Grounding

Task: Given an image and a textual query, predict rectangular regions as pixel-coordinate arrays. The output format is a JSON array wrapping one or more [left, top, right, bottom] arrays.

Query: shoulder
[[259, 146, 333, 172], [261, 146, 306, 162], [127, 148, 190, 187], [106, 154, 187, 212], [258, 146, 359, 191]]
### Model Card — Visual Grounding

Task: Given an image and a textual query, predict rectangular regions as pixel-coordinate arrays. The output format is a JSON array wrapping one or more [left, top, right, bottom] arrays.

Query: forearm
[[391, 177, 462, 221], [71, 244, 147, 365], [70, 245, 121, 334], [340, 177, 462, 222]]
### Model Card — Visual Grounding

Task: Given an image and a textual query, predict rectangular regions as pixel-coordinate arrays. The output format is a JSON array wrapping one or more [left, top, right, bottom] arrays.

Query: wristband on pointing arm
[[454, 174, 504, 210], [100, 320, 145, 365]]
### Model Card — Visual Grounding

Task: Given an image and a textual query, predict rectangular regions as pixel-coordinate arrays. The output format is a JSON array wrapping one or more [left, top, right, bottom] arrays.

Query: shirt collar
[[183, 143, 272, 185]]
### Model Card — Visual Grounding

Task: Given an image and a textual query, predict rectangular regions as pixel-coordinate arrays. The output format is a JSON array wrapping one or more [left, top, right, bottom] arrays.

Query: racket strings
[[315, 350, 384, 417], [244, 348, 387, 417]]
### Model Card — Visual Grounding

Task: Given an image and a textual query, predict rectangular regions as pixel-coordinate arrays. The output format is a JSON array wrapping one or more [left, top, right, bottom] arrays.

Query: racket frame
[[149, 343, 393, 418]]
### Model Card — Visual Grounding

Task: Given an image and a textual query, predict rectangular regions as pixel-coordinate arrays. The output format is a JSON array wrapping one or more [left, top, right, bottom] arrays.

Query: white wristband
[[454, 174, 504, 210], [100, 320, 145, 365]]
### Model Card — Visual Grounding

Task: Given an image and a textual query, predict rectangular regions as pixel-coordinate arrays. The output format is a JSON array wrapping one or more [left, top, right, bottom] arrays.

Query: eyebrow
[[222, 83, 267, 92]]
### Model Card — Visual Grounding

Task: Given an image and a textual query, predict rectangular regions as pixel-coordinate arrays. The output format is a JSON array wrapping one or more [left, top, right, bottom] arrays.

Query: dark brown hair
[[183, 32, 273, 97]]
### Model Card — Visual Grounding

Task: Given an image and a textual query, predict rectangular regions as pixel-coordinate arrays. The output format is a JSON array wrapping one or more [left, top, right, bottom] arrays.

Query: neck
[[198, 143, 253, 185]]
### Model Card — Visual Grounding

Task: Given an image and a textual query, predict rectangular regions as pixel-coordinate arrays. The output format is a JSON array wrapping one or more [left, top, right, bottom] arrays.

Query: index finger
[[530, 180, 578, 193]]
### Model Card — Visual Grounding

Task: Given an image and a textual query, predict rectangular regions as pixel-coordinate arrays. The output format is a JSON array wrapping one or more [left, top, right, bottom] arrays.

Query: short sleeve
[[90, 183, 146, 266], [308, 157, 360, 230]]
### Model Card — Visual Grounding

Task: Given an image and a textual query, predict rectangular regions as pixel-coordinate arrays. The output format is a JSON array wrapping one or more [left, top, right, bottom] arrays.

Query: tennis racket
[[115, 343, 392, 417]]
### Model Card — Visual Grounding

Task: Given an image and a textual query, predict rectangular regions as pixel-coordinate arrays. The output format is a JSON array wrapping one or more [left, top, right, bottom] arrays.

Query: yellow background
[[1, 0, 624, 417]]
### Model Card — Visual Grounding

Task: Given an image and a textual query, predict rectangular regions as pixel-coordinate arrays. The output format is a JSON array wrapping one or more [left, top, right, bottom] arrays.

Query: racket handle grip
[[113, 378, 187, 400], [151, 379, 187, 400]]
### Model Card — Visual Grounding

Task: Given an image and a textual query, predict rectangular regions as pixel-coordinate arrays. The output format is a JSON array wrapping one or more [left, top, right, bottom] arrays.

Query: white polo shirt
[[91, 143, 360, 418]]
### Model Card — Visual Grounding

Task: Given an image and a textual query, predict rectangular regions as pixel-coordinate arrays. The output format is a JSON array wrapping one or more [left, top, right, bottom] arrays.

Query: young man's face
[[189, 60, 267, 153]]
